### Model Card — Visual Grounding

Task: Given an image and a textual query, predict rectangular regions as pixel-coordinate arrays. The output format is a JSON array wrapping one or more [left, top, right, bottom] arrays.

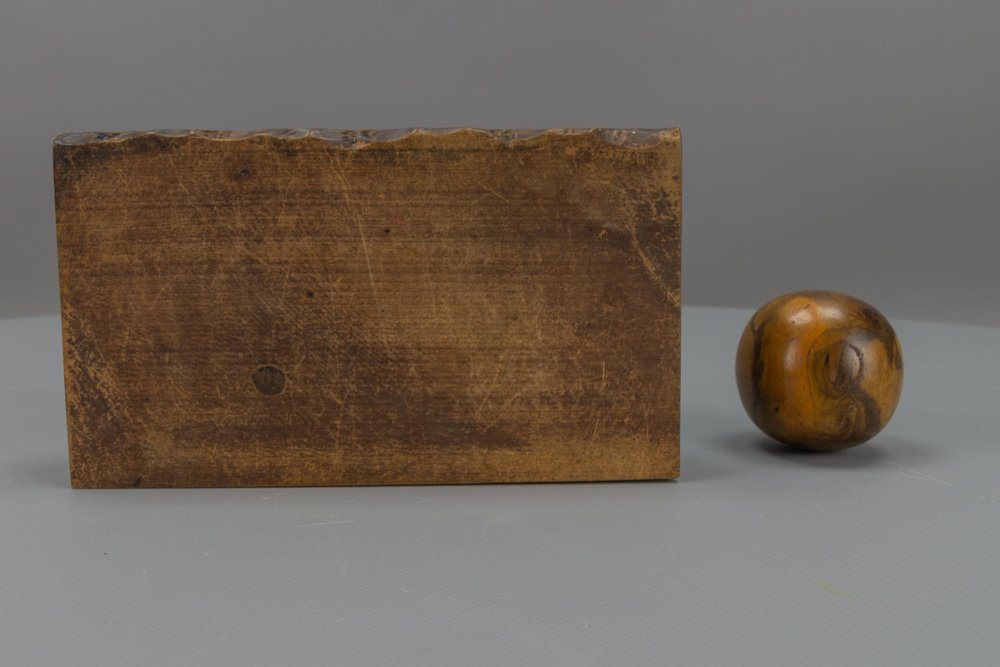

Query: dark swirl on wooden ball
[[736, 291, 903, 451]]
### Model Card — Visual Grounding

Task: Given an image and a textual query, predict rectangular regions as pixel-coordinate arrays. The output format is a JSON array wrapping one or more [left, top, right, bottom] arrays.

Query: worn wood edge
[[671, 125, 684, 462], [67, 448, 680, 488], [53, 127, 681, 149], [59, 299, 79, 488], [71, 466, 680, 489]]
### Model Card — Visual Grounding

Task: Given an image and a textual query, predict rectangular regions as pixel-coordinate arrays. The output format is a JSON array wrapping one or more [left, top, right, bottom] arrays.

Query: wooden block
[[54, 128, 682, 487]]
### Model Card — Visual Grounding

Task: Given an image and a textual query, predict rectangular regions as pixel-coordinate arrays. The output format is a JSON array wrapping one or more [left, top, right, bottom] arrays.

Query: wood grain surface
[[54, 128, 682, 487]]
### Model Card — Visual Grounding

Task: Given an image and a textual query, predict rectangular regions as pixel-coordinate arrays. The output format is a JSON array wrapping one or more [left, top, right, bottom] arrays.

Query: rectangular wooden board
[[54, 128, 681, 487]]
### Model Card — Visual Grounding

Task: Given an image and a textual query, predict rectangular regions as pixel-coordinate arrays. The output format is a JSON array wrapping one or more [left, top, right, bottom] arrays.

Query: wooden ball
[[735, 291, 903, 451]]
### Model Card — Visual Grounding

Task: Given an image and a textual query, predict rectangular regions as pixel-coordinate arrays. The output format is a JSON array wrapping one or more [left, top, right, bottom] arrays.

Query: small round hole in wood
[[252, 365, 286, 396]]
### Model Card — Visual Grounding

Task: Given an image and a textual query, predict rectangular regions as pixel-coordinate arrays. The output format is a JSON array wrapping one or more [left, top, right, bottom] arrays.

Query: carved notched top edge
[[54, 127, 680, 149]]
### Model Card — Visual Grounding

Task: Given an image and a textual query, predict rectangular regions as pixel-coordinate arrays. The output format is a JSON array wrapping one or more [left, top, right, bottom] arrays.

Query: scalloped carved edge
[[54, 127, 680, 149]]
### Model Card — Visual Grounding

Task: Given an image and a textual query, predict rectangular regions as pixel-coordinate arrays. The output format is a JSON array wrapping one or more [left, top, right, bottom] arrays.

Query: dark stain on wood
[[54, 128, 682, 487]]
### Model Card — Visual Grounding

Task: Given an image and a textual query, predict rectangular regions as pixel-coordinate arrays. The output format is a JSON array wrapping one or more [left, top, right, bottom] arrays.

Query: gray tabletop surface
[[1, 305, 998, 666]]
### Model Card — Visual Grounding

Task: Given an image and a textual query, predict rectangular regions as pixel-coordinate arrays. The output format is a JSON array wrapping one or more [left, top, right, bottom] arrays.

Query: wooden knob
[[735, 291, 903, 451]]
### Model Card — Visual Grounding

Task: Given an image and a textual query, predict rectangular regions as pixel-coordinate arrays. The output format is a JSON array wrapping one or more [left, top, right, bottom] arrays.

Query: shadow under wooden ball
[[735, 291, 903, 451]]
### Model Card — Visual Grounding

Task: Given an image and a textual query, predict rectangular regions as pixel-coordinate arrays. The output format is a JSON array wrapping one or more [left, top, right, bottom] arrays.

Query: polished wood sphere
[[736, 291, 903, 450]]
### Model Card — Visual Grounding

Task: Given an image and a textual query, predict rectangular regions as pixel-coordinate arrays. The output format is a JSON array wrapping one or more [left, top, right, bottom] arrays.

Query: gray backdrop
[[3, 0, 998, 325]]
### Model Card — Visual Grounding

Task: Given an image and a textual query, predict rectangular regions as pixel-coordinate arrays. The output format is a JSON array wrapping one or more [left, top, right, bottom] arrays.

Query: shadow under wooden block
[[54, 128, 682, 487]]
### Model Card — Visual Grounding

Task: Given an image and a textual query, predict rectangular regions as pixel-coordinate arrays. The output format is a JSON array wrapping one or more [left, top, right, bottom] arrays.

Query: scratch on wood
[[480, 184, 510, 203]]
